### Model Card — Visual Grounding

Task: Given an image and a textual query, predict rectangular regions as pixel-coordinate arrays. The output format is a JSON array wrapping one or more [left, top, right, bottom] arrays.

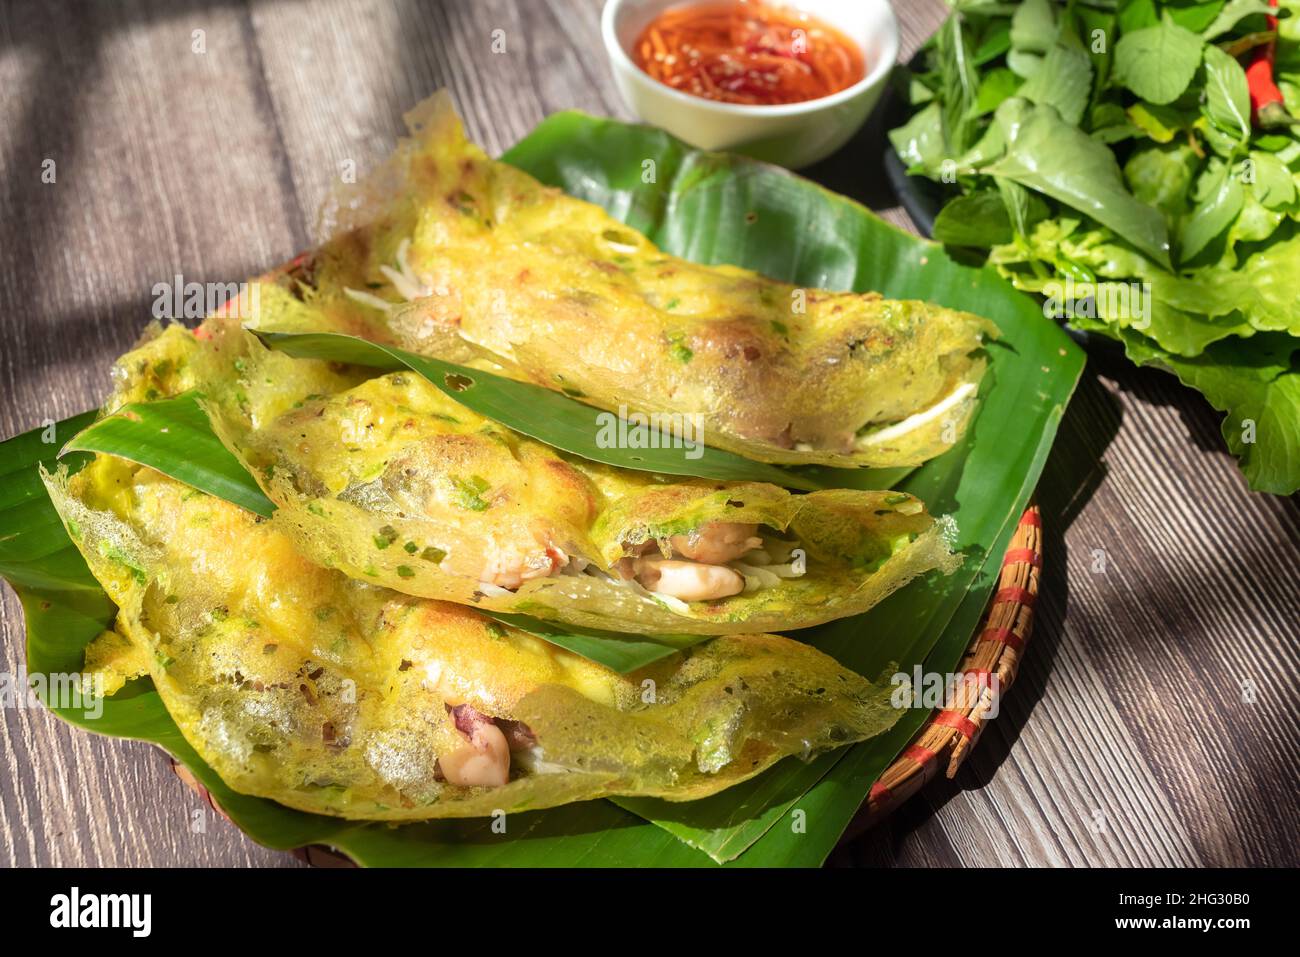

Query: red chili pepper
[[1246, 0, 1296, 127]]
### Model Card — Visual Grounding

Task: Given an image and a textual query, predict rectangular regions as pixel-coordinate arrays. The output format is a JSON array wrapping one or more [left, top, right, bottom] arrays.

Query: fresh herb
[[891, 0, 1300, 493]]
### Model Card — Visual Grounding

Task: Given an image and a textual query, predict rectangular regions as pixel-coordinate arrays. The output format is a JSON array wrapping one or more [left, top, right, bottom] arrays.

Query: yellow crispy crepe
[[44, 455, 906, 820], [110, 318, 958, 637], [251, 91, 996, 468]]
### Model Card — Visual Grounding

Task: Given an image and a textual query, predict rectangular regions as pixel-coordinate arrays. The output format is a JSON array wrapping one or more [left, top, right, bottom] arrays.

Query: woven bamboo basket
[[168, 504, 1042, 865]]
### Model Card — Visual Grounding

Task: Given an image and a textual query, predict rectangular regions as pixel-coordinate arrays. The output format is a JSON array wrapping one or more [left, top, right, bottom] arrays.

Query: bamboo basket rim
[[169, 504, 1044, 866]]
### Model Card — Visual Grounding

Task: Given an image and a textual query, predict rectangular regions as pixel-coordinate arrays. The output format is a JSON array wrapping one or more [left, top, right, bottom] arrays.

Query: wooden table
[[1, 0, 1296, 868]]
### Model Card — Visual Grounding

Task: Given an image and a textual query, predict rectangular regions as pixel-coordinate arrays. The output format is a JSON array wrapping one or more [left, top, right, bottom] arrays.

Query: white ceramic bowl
[[602, 0, 898, 169]]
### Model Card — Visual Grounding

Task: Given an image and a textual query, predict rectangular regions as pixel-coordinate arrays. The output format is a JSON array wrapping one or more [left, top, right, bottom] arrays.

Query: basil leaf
[[971, 16, 1012, 66], [1201, 0, 1275, 39], [1202, 43, 1252, 144], [1006, 48, 1044, 79], [889, 101, 945, 172], [1090, 102, 1139, 144], [1168, 0, 1230, 34], [972, 66, 1024, 116], [1123, 141, 1198, 217], [1179, 160, 1246, 262], [1248, 151, 1298, 209], [933, 190, 1014, 246], [1125, 101, 1191, 142], [1117, 0, 1159, 33]]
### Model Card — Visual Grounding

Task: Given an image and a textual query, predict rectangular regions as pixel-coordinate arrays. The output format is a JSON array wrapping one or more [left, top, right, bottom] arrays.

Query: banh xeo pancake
[[45, 455, 906, 819], [108, 314, 958, 636], [250, 91, 996, 468]]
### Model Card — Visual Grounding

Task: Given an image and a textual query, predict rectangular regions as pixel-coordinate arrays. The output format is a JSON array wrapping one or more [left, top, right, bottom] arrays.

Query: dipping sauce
[[632, 1, 866, 106]]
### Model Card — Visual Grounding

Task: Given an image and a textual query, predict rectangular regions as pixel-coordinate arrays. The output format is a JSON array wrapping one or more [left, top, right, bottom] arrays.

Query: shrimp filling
[[616, 522, 804, 602], [632, 557, 746, 602], [437, 704, 538, 788], [474, 521, 805, 605]]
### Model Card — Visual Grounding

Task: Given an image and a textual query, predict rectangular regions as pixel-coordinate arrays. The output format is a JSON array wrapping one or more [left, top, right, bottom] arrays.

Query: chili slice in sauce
[[633, 1, 866, 106]]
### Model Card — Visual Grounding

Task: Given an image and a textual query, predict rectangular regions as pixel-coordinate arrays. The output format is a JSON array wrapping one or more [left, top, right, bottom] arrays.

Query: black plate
[[880, 85, 945, 237]]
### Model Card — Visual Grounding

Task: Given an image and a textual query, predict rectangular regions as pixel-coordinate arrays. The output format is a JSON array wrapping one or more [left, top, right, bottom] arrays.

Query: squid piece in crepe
[[110, 318, 958, 637], [252, 91, 996, 468], [44, 455, 906, 820]]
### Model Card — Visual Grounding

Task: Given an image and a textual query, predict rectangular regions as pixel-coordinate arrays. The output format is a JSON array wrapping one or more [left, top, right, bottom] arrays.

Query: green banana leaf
[[62, 394, 708, 674], [1, 415, 733, 865], [474, 612, 704, 672], [63, 393, 276, 519], [0, 111, 1083, 866], [249, 329, 825, 490]]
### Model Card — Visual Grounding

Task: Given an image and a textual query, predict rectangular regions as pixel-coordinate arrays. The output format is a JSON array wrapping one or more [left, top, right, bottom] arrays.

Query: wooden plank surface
[[1, 0, 1296, 868]]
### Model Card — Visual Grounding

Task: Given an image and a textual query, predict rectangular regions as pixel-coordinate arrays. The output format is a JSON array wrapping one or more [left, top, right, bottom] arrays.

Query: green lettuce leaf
[[890, 0, 1300, 495], [1164, 341, 1300, 494], [1098, 327, 1300, 494], [1161, 231, 1300, 335]]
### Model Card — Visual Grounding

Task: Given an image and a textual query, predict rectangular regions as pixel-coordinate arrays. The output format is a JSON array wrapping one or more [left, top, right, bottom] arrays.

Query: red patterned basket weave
[[851, 503, 1041, 830]]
